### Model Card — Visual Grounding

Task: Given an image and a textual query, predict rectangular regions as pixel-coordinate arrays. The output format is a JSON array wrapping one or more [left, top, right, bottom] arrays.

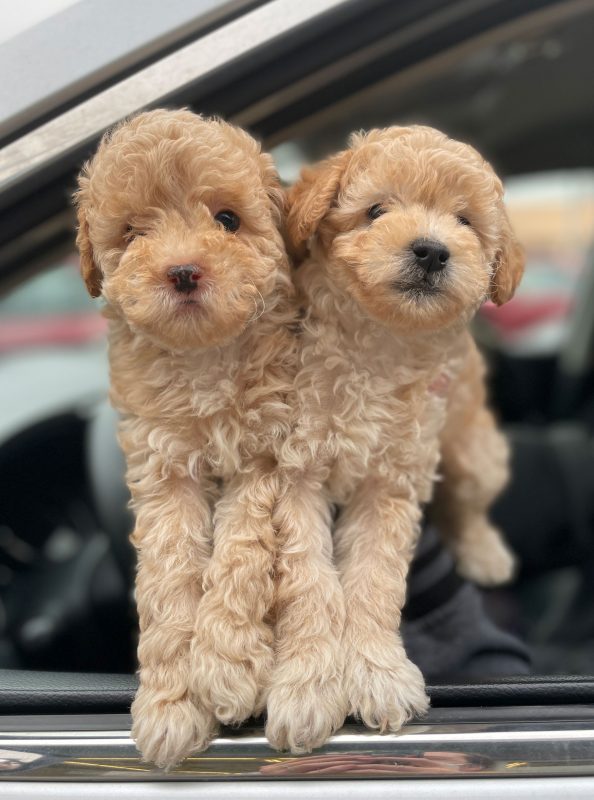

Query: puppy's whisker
[[246, 283, 266, 323]]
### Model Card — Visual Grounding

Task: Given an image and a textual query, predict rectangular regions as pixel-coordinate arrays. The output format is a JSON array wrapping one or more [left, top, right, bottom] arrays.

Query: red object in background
[[480, 296, 573, 336], [0, 298, 573, 352], [0, 313, 107, 353]]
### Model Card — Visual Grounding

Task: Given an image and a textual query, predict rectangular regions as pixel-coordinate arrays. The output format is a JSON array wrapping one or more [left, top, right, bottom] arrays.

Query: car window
[[0, 0, 593, 685]]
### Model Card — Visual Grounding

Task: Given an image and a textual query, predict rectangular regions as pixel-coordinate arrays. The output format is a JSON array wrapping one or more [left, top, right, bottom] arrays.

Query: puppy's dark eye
[[457, 215, 471, 227], [368, 203, 386, 221], [124, 225, 145, 242], [214, 210, 240, 232]]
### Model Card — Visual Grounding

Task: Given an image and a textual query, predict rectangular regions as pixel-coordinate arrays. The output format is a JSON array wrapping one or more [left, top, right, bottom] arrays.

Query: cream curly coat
[[283, 125, 525, 743]]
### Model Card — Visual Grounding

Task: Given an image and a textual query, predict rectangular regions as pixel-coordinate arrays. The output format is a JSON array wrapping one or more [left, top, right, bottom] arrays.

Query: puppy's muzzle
[[410, 239, 449, 274], [167, 264, 202, 294]]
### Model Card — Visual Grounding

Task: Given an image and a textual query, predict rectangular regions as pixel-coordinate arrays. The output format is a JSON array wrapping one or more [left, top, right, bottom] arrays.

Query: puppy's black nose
[[167, 264, 201, 293], [411, 239, 450, 273]]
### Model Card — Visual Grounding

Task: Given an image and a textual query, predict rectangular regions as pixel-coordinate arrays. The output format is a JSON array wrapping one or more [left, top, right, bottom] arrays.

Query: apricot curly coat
[[283, 125, 525, 742], [74, 109, 323, 767]]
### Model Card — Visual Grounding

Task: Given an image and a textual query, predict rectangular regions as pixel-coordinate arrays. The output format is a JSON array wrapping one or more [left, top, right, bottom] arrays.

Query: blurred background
[[0, 0, 593, 679]]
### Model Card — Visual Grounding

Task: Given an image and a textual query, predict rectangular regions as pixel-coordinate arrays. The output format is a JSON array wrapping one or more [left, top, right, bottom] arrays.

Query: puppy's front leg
[[265, 468, 347, 753], [131, 476, 218, 768], [190, 467, 276, 725], [335, 479, 429, 733]]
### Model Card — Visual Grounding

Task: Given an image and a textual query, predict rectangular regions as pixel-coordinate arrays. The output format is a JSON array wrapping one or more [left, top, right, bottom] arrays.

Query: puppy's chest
[[180, 370, 289, 478], [319, 354, 450, 502], [111, 325, 293, 481]]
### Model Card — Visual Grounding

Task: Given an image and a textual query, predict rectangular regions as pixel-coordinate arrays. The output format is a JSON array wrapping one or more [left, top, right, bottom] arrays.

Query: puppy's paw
[[193, 646, 273, 725], [191, 612, 274, 725], [345, 645, 429, 733], [265, 671, 348, 753], [455, 521, 516, 586], [131, 687, 217, 769]]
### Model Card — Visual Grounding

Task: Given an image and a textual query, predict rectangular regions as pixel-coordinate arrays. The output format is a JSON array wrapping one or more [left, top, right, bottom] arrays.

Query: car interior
[[0, 0, 593, 771]]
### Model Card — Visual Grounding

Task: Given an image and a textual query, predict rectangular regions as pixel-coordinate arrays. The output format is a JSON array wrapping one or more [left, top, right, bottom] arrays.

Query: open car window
[[0, 0, 594, 789]]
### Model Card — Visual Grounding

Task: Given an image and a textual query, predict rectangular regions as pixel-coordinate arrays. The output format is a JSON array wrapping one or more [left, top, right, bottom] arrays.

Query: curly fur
[[284, 125, 525, 744], [74, 109, 299, 767]]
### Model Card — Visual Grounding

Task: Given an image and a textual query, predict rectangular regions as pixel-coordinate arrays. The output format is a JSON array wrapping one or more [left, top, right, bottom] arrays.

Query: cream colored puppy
[[283, 125, 524, 741]]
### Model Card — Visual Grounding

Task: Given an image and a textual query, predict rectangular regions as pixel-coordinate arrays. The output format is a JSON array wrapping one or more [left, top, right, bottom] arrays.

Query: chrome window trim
[[0, 0, 353, 195], [0, 0, 262, 143], [0, 711, 593, 781]]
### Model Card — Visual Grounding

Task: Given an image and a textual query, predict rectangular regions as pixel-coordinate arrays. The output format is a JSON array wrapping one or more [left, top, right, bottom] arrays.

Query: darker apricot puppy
[[75, 109, 296, 768]]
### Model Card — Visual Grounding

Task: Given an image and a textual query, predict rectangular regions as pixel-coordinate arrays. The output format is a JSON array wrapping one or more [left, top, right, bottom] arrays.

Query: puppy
[[74, 109, 297, 767], [284, 125, 524, 739]]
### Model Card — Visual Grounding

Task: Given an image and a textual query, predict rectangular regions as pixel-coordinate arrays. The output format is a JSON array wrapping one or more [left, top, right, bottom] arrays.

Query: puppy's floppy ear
[[489, 206, 525, 306], [74, 202, 102, 299], [259, 152, 288, 228], [286, 150, 351, 254]]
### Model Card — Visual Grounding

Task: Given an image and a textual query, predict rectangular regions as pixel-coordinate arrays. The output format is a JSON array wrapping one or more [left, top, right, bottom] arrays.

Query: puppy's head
[[75, 109, 287, 350], [287, 126, 524, 333]]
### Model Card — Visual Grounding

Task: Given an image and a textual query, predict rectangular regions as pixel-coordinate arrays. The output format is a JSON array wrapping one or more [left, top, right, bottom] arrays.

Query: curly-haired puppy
[[284, 125, 524, 740], [74, 109, 297, 767]]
